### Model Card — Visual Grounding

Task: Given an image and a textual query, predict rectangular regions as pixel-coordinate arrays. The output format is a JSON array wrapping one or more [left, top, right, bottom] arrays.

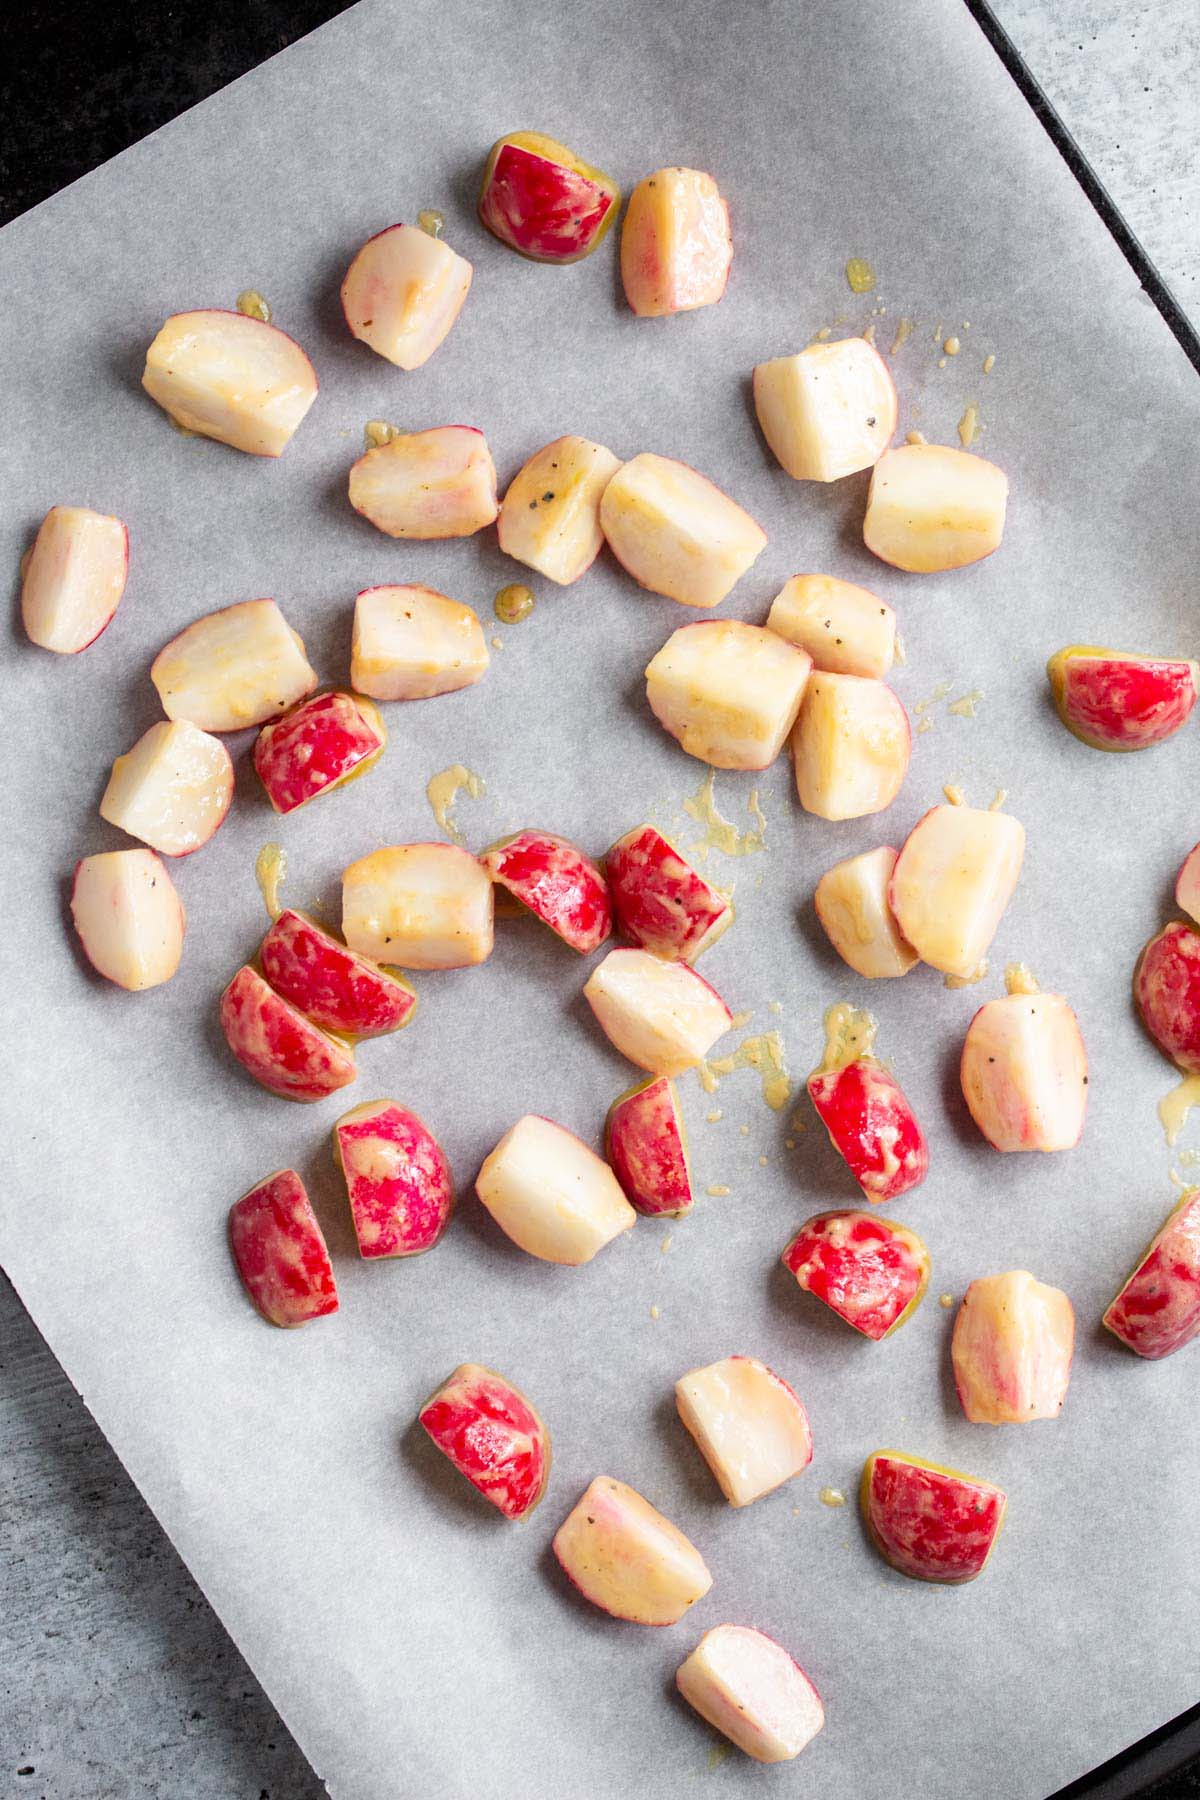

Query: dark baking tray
[[2, 2, 1196, 1793]]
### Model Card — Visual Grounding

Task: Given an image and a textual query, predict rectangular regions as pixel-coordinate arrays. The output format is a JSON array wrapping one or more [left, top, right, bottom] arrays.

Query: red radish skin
[[479, 830, 612, 954], [862, 1451, 1006, 1583], [1134, 921, 1200, 1071], [807, 1059, 928, 1203], [259, 910, 416, 1038], [334, 1100, 453, 1258], [1175, 844, 1200, 927], [228, 1170, 339, 1328], [478, 134, 619, 263], [1047, 646, 1200, 751], [605, 825, 732, 962], [606, 1075, 693, 1216], [254, 692, 385, 815], [782, 1210, 928, 1339], [219, 965, 356, 1102], [1104, 1191, 1200, 1360], [419, 1363, 550, 1518]]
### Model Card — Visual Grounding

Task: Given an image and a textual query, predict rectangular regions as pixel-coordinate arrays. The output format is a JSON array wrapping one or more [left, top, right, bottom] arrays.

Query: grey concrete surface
[[3, 4, 1197, 1797]]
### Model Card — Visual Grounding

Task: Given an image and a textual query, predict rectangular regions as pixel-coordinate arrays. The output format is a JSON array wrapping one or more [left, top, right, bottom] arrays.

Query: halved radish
[[151, 599, 316, 733], [349, 427, 497, 539], [584, 947, 732, 1075], [350, 584, 489, 700], [341, 222, 472, 369]]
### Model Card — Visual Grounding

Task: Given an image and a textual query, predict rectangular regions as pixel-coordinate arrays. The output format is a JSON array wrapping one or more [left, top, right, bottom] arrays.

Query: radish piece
[[889, 804, 1025, 979], [952, 1271, 1075, 1423], [254, 692, 385, 814], [605, 823, 732, 963], [645, 619, 811, 769], [228, 1169, 338, 1328], [620, 168, 731, 316], [259, 909, 416, 1038], [151, 599, 316, 733], [863, 443, 1008, 573], [1104, 1190, 1200, 1360], [350, 583, 489, 701], [601, 454, 765, 609], [791, 671, 910, 821], [479, 829, 611, 954], [675, 1356, 812, 1506], [342, 842, 494, 969], [814, 846, 917, 979], [584, 947, 732, 1075], [142, 309, 317, 456], [341, 222, 471, 368], [497, 435, 621, 584], [219, 964, 356, 1102], [475, 1114, 635, 1265], [862, 1450, 1007, 1583], [676, 1626, 825, 1764], [333, 1099, 453, 1258], [606, 1075, 693, 1216], [348, 426, 497, 539], [100, 720, 233, 856], [21, 505, 129, 654], [754, 338, 896, 482], [419, 1363, 550, 1518], [479, 132, 620, 263], [553, 1476, 712, 1623], [767, 573, 896, 678], [70, 849, 185, 991]]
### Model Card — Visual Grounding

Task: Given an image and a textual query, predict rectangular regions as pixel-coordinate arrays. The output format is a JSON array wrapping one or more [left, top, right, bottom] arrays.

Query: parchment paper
[[2, 2, 1198, 1795]]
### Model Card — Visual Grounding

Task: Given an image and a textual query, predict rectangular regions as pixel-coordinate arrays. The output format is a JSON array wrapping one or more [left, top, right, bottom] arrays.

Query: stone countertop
[[2, 3, 1198, 1796]]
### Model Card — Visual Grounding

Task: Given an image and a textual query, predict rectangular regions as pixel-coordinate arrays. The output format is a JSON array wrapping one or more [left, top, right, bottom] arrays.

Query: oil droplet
[[661, 1234, 673, 1253], [767, 999, 783, 1015], [785, 1137, 797, 1150], [983, 353, 996, 374], [758, 1154, 768, 1166], [819, 1487, 846, 1508], [942, 782, 967, 806], [364, 419, 401, 450], [649, 1304, 660, 1320], [417, 208, 445, 238], [491, 636, 504, 649], [958, 404, 981, 448], [255, 842, 287, 921], [704, 1032, 792, 1111], [939, 1293, 955, 1308], [948, 689, 983, 718], [861, 321, 877, 346], [236, 289, 271, 323], [1005, 962, 1039, 997], [426, 764, 485, 843], [707, 1743, 732, 1769], [683, 771, 767, 858], [890, 316, 913, 354], [989, 787, 1008, 812], [845, 258, 876, 294], [739, 1123, 750, 1137], [706, 1184, 731, 1198], [943, 335, 961, 356], [944, 961, 988, 989], [916, 717, 934, 735], [912, 680, 951, 718], [789, 1104, 808, 1135], [1159, 1074, 1200, 1147], [905, 429, 928, 446], [819, 1003, 877, 1073], [705, 1108, 723, 1123], [811, 325, 832, 342], [494, 583, 534, 624], [730, 1009, 753, 1030]]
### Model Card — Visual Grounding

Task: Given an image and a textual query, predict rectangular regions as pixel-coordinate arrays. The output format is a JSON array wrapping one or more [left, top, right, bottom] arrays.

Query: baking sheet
[[2, 1, 1198, 1794]]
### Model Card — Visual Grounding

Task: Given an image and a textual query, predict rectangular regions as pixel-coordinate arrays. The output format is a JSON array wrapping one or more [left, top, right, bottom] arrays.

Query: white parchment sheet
[[2, 1, 1198, 1795]]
